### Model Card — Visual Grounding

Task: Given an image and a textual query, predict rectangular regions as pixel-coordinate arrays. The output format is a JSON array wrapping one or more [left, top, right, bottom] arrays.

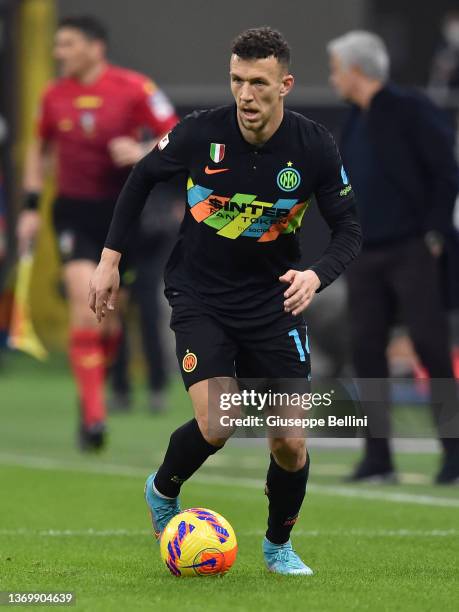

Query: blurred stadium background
[[0, 1, 458, 609], [1, 0, 458, 359]]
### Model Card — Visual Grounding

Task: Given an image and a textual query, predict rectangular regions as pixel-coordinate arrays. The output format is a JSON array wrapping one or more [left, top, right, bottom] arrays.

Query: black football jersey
[[106, 105, 359, 321]]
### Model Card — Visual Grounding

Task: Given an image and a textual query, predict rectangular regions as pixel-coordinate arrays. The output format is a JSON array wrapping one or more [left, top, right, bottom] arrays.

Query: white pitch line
[[196, 473, 459, 508], [310, 484, 459, 508], [244, 528, 459, 538], [0, 452, 458, 508], [0, 451, 430, 485], [209, 458, 431, 484], [0, 528, 457, 538], [0, 528, 150, 537], [0, 453, 146, 477]]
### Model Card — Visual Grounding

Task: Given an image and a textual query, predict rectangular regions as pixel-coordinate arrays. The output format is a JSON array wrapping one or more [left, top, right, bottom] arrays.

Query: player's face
[[328, 53, 358, 100], [54, 28, 104, 78], [230, 55, 294, 135]]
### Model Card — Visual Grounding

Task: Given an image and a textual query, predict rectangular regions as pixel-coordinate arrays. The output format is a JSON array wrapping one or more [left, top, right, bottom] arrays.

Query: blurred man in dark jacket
[[328, 30, 459, 484]]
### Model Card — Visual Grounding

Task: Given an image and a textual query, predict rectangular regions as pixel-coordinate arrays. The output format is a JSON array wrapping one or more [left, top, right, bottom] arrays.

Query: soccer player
[[89, 27, 361, 574], [16, 16, 178, 450]]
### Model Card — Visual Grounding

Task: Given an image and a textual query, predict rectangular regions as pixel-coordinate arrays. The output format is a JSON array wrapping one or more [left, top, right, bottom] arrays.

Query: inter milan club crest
[[277, 161, 301, 192], [182, 350, 197, 373], [210, 143, 225, 163]]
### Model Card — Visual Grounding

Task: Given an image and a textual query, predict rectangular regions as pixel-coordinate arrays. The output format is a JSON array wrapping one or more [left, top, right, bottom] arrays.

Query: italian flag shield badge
[[210, 143, 225, 163]]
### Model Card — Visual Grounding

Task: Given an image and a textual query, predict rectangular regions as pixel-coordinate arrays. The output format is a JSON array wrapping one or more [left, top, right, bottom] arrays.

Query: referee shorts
[[52, 196, 116, 264], [168, 291, 311, 390]]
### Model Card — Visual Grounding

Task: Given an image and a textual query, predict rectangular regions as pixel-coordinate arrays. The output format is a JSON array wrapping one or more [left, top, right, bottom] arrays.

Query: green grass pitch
[[0, 353, 458, 611]]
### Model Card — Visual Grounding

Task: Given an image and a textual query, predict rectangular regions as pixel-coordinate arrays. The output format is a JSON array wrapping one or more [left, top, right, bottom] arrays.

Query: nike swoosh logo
[[204, 166, 230, 175]]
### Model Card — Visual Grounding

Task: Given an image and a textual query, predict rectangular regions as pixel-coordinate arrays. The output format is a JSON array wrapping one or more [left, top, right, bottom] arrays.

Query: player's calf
[[265, 448, 310, 547], [263, 449, 313, 576], [154, 419, 224, 499]]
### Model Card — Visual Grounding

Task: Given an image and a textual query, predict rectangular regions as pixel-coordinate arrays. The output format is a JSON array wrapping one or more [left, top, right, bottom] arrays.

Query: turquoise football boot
[[144, 472, 181, 542], [263, 537, 314, 575]]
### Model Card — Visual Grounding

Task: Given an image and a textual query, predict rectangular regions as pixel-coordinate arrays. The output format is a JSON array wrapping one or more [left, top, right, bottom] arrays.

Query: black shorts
[[168, 292, 311, 390], [52, 196, 116, 264]]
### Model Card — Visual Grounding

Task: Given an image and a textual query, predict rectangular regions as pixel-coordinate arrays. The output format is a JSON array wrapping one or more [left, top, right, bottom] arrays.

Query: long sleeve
[[309, 205, 362, 290], [308, 126, 362, 290], [104, 113, 196, 252]]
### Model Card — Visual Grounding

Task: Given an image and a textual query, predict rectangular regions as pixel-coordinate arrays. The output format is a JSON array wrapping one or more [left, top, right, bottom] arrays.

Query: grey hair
[[327, 30, 390, 81]]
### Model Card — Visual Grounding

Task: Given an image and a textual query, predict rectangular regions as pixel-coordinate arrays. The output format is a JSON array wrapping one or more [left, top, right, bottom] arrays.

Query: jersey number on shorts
[[288, 328, 310, 362]]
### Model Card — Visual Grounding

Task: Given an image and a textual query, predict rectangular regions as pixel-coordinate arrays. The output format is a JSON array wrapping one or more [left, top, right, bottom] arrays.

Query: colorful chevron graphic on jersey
[[187, 177, 310, 242]]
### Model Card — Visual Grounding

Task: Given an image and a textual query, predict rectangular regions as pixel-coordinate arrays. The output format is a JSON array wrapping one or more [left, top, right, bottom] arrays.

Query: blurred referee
[[16, 16, 178, 450], [328, 31, 459, 484]]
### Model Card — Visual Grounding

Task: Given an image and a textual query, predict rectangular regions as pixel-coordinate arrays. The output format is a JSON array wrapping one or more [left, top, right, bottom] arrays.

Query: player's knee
[[205, 435, 228, 447], [270, 438, 307, 471], [271, 436, 305, 454], [193, 413, 229, 447], [198, 421, 229, 447]]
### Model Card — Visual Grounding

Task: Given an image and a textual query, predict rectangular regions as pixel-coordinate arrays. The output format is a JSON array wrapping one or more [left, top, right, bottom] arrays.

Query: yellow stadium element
[[17, 0, 56, 157], [17, 0, 68, 350], [8, 253, 48, 361]]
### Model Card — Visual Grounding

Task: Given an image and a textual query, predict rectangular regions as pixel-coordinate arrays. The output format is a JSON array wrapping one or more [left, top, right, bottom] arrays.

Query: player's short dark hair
[[231, 27, 291, 69], [58, 15, 108, 44]]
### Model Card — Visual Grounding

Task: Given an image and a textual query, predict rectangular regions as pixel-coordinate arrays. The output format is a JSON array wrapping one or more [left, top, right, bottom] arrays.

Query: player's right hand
[[16, 210, 41, 255], [88, 250, 121, 322], [108, 137, 145, 167]]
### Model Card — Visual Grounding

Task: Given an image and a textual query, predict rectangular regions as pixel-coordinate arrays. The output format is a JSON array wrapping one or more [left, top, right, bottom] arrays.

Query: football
[[160, 508, 238, 577]]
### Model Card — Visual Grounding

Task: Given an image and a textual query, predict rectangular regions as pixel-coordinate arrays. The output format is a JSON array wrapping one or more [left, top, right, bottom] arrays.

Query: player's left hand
[[108, 137, 145, 167], [280, 269, 321, 316]]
